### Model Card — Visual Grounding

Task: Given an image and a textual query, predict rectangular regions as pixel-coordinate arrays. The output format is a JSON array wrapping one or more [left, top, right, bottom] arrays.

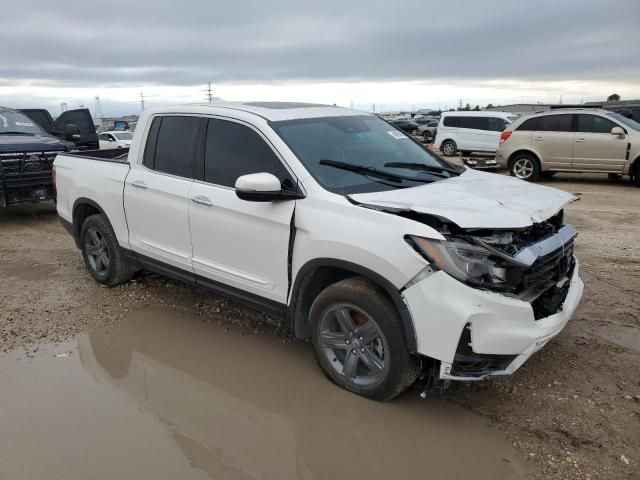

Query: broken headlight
[[408, 236, 508, 290]]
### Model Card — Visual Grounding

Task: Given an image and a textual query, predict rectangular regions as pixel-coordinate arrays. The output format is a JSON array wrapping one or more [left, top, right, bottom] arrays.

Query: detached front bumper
[[402, 260, 583, 381]]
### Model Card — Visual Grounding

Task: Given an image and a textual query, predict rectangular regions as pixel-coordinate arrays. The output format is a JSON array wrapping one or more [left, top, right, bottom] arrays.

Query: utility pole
[[205, 81, 213, 104], [140, 92, 145, 111], [60, 102, 67, 112], [371, 104, 376, 113], [94, 96, 103, 120]]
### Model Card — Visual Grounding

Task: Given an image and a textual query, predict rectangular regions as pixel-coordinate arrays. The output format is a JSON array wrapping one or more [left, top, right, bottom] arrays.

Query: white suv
[[434, 111, 519, 156], [55, 102, 583, 401]]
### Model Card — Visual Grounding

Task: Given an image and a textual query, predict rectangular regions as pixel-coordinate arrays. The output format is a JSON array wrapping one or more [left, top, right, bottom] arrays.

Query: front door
[[189, 117, 297, 304], [124, 115, 205, 272], [572, 114, 627, 172]]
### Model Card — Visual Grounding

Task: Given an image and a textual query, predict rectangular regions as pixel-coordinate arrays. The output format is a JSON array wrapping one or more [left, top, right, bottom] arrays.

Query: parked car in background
[[99, 130, 133, 149], [388, 117, 420, 135], [0, 106, 71, 207], [496, 108, 640, 186], [434, 111, 518, 156], [55, 102, 583, 401], [417, 118, 439, 142], [19, 108, 99, 151]]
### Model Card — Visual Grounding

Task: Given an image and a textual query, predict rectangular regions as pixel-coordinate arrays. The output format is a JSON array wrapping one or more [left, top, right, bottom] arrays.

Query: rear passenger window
[[152, 116, 203, 178], [576, 115, 616, 134], [537, 114, 573, 132], [443, 117, 461, 127], [487, 117, 507, 132], [204, 119, 293, 189], [460, 117, 489, 130]]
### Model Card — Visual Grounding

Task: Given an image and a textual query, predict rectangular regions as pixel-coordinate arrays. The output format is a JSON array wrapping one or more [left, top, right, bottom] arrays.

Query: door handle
[[533, 136, 543, 141], [576, 138, 586, 142], [191, 195, 213, 206], [131, 180, 147, 189]]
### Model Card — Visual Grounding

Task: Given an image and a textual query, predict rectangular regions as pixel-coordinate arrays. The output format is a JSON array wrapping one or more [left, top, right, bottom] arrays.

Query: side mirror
[[64, 124, 81, 141], [611, 126, 625, 137], [235, 172, 304, 202]]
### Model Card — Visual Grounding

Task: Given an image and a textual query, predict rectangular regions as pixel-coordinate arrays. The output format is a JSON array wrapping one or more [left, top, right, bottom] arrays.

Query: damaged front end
[[406, 210, 577, 318]]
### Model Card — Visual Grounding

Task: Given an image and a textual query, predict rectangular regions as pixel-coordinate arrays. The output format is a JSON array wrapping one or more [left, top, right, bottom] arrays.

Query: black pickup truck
[[0, 107, 78, 207]]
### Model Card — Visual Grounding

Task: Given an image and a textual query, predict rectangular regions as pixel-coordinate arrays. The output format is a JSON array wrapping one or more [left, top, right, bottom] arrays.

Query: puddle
[[0, 260, 57, 280], [0, 307, 529, 480]]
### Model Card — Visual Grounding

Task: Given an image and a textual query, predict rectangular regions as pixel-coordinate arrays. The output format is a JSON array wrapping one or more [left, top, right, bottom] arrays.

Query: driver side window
[[203, 118, 294, 189]]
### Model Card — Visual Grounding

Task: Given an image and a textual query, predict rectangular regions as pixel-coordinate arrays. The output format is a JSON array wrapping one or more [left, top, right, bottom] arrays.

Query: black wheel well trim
[[508, 149, 541, 167], [631, 155, 640, 176], [287, 258, 418, 353], [71, 197, 109, 248]]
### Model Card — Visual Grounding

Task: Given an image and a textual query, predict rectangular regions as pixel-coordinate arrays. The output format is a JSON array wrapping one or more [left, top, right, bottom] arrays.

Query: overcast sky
[[2, 0, 639, 116]]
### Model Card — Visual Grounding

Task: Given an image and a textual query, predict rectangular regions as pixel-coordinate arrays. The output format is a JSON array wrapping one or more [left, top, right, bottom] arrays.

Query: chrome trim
[[473, 224, 577, 268]]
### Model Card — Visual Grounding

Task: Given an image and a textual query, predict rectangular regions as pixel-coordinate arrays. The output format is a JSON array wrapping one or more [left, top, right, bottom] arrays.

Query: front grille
[[521, 240, 575, 320], [521, 239, 574, 296], [0, 151, 61, 206]]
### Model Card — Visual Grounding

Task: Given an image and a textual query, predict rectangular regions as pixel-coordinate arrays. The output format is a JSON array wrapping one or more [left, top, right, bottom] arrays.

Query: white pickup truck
[[54, 102, 584, 401]]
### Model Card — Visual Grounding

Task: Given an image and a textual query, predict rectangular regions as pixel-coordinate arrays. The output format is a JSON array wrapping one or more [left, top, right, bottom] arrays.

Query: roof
[[145, 101, 370, 122], [441, 110, 517, 118], [526, 108, 611, 116]]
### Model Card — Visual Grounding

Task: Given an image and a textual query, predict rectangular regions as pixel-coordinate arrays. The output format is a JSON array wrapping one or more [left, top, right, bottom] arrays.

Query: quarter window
[[204, 118, 293, 188], [576, 114, 617, 134], [516, 117, 540, 131], [443, 117, 461, 127]]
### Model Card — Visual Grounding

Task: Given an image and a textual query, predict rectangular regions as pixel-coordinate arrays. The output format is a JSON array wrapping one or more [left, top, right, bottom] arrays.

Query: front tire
[[80, 214, 136, 286], [509, 153, 541, 181], [309, 277, 420, 401], [441, 140, 457, 157]]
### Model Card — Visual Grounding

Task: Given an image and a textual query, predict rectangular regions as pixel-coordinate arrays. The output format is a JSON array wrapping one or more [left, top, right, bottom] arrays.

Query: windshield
[[113, 131, 133, 140], [609, 112, 640, 132], [272, 115, 461, 195], [0, 111, 44, 135]]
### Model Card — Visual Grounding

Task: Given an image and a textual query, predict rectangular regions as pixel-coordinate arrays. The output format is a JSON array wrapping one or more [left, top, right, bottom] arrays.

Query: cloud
[[2, 0, 639, 88]]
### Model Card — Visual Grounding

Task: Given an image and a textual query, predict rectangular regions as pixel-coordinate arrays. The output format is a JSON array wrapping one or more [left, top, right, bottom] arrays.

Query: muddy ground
[[0, 172, 639, 479]]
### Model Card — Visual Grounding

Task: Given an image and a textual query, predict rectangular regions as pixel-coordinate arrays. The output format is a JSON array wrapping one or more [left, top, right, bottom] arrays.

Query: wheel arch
[[71, 197, 109, 248], [288, 258, 418, 353], [507, 148, 542, 169]]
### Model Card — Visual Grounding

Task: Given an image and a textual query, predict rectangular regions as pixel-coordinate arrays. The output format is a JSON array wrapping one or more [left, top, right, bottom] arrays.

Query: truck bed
[[65, 148, 129, 163]]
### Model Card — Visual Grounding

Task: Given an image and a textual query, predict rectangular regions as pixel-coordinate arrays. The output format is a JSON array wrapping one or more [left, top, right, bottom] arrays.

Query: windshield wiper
[[383, 161, 461, 176], [319, 159, 437, 184], [0, 131, 35, 136]]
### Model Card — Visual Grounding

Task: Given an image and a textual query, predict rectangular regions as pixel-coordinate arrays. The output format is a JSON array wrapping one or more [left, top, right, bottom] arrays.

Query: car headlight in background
[[407, 236, 508, 290]]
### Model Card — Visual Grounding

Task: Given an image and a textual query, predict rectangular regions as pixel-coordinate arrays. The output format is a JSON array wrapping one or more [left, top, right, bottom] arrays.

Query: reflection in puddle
[[0, 307, 528, 480]]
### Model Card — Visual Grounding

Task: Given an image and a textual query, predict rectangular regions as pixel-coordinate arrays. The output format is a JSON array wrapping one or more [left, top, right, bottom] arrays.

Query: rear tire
[[80, 214, 136, 286], [632, 163, 640, 187], [441, 140, 457, 157], [309, 277, 420, 401], [509, 153, 541, 181]]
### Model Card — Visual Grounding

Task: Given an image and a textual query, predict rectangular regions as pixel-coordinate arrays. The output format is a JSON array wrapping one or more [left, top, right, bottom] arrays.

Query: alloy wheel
[[318, 304, 388, 387], [85, 227, 110, 276], [513, 157, 534, 179]]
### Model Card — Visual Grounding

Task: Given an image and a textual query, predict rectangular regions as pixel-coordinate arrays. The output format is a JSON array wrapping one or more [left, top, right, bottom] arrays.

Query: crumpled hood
[[349, 168, 576, 229]]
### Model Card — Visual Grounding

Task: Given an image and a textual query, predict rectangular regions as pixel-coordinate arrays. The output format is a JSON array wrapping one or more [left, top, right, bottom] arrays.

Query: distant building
[[484, 104, 552, 114]]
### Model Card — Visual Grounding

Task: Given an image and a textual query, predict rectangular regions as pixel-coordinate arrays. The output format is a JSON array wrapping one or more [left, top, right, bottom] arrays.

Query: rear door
[[18, 109, 54, 133], [52, 109, 99, 150], [532, 114, 574, 169], [484, 117, 509, 152], [572, 114, 627, 172], [188, 117, 297, 303], [124, 115, 206, 272]]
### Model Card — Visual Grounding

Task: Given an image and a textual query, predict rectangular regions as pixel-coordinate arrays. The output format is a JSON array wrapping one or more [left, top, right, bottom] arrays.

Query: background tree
[[607, 93, 621, 102]]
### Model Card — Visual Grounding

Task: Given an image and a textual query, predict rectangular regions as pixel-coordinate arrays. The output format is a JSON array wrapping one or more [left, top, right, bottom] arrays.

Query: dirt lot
[[1, 172, 639, 479]]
